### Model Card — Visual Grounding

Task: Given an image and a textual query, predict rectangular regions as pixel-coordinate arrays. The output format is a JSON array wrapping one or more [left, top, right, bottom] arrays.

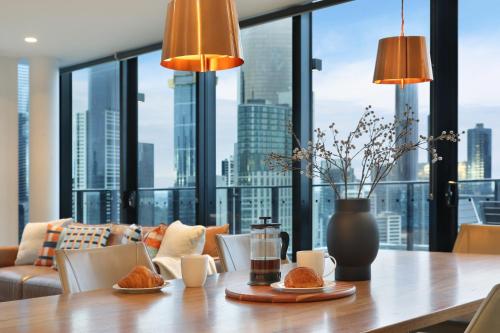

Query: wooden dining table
[[1, 250, 500, 333]]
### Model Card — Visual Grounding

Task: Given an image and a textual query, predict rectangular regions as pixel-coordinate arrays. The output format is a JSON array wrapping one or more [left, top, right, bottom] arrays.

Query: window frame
[[59, 0, 459, 256]]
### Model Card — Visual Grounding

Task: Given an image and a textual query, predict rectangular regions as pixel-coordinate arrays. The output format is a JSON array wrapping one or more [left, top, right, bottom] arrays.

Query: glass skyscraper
[[467, 123, 492, 180], [73, 62, 120, 224], [218, 19, 292, 233], [18, 63, 30, 235], [172, 71, 196, 224]]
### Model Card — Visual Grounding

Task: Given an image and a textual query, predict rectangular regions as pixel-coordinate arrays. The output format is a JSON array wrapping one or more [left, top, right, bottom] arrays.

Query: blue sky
[[73, 0, 500, 187]]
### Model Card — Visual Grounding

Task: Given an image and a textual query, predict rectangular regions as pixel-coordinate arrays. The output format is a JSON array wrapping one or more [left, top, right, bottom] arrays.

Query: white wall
[[29, 57, 59, 222], [0, 57, 19, 245]]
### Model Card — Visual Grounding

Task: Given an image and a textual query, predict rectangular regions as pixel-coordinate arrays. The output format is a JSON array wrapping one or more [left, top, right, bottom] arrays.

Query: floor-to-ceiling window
[[312, 0, 431, 250], [458, 0, 500, 225], [137, 51, 197, 225], [18, 62, 29, 236], [71, 61, 120, 224], [61, 0, 463, 253], [215, 18, 293, 238]]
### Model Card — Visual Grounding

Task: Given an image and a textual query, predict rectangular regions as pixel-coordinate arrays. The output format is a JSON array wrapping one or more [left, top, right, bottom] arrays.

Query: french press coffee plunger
[[249, 216, 281, 286]]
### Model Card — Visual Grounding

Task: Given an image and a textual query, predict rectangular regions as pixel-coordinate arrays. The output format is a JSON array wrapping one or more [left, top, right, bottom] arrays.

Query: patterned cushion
[[143, 224, 168, 258], [120, 224, 142, 244], [34, 224, 65, 267], [59, 225, 111, 250]]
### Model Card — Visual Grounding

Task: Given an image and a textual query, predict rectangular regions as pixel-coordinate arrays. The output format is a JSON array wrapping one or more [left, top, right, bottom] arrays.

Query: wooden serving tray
[[225, 281, 356, 303]]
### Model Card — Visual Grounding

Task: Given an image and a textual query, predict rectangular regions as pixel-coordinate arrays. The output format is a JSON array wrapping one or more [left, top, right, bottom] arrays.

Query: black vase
[[327, 199, 379, 281]]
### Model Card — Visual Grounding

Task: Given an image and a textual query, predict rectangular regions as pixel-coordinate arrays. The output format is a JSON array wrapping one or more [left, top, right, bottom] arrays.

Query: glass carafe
[[249, 217, 281, 286]]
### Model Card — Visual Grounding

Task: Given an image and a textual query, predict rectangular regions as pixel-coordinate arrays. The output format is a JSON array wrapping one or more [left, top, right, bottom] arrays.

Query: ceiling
[[0, 0, 309, 67]]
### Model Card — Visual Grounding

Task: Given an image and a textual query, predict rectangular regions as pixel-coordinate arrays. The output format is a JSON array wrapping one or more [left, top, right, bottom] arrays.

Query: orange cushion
[[203, 224, 229, 258]]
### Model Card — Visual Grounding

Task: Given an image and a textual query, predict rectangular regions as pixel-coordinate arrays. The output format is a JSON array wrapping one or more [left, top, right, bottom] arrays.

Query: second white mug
[[296, 250, 336, 278], [181, 254, 208, 287]]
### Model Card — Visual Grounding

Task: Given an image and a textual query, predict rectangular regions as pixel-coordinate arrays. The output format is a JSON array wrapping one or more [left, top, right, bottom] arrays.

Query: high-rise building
[[236, 101, 292, 232], [172, 71, 197, 224], [232, 20, 293, 233], [138, 143, 154, 188], [221, 156, 235, 186], [374, 85, 419, 249], [73, 63, 120, 224], [18, 63, 30, 236], [138, 142, 155, 225], [467, 123, 492, 180], [394, 85, 419, 181], [376, 212, 402, 245], [240, 19, 292, 105]]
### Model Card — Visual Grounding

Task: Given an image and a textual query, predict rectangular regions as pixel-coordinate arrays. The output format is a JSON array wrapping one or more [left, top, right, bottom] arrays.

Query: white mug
[[181, 254, 208, 287], [296, 250, 336, 278]]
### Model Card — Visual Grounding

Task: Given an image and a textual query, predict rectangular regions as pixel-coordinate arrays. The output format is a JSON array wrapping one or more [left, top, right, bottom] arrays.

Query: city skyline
[[65, 0, 499, 239]]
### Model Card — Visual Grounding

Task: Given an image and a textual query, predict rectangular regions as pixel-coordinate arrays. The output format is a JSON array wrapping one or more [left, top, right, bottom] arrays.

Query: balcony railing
[[72, 179, 500, 251]]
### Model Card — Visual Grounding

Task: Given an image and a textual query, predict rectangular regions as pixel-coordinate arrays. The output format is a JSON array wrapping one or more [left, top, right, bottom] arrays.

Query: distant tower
[[394, 84, 419, 181], [138, 142, 155, 225], [18, 63, 30, 235], [240, 19, 292, 105], [173, 71, 196, 188], [467, 123, 492, 179], [172, 71, 197, 224], [76, 62, 120, 223], [376, 212, 402, 245], [234, 20, 293, 233], [221, 156, 235, 186]]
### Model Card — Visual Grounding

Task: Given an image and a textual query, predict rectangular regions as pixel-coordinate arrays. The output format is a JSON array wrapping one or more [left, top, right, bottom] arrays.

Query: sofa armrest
[[0, 246, 18, 267]]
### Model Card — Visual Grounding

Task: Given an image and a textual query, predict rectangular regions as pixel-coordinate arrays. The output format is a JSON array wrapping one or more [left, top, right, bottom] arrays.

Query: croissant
[[284, 267, 323, 288], [117, 265, 164, 288]]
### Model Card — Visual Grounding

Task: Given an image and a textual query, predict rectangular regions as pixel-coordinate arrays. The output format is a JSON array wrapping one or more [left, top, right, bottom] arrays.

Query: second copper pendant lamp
[[373, 0, 433, 86], [160, 0, 244, 72]]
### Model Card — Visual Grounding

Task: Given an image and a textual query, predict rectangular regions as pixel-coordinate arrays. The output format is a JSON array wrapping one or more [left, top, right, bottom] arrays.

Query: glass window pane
[[216, 18, 293, 240], [137, 51, 197, 225], [18, 62, 30, 236], [72, 62, 120, 224], [312, 0, 430, 250], [458, 0, 498, 226]]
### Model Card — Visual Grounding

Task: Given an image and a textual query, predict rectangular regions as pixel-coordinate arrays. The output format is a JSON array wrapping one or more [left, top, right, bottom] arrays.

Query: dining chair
[[465, 284, 500, 332], [216, 232, 290, 273], [55, 243, 156, 293], [415, 284, 500, 333], [416, 226, 500, 333], [453, 224, 500, 254], [216, 234, 251, 272]]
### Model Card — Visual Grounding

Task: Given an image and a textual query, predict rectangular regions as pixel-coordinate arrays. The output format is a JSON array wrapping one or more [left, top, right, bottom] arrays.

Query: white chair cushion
[[157, 221, 206, 258], [15, 219, 72, 266]]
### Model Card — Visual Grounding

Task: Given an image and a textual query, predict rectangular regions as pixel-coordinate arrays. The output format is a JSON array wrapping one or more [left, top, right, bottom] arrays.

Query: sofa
[[0, 222, 227, 302]]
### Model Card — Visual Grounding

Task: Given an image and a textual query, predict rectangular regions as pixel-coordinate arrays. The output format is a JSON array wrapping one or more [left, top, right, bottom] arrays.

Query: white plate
[[112, 281, 169, 294], [270, 280, 336, 294]]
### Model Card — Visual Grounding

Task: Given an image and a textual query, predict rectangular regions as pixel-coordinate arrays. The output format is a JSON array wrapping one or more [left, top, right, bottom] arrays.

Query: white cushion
[[15, 219, 72, 265], [156, 221, 206, 258]]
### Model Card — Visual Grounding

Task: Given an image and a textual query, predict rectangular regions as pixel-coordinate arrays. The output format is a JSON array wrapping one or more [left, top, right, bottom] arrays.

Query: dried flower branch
[[265, 105, 462, 200]]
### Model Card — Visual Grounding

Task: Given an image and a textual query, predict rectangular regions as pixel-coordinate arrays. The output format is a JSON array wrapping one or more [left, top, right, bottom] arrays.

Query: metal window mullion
[[291, 13, 313, 260], [59, 72, 73, 219], [196, 72, 216, 227], [119, 58, 139, 224], [429, 0, 458, 251]]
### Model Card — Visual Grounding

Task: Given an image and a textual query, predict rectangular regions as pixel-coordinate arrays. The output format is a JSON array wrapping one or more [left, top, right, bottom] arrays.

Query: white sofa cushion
[[157, 221, 206, 258], [15, 219, 72, 266]]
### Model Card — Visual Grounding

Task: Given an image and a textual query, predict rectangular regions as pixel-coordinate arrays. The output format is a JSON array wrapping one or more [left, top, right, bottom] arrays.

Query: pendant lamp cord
[[400, 0, 405, 36]]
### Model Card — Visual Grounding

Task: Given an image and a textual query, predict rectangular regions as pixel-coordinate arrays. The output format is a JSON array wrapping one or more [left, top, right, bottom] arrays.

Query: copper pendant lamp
[[160, 0, 244, 72], [373, 0, 432, 86]]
